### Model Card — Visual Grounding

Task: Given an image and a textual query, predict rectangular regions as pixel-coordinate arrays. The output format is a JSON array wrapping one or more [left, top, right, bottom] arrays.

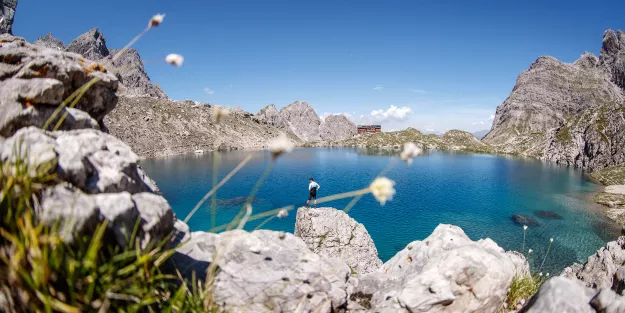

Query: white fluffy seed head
[[523, 225, 528, 230], [550, 238, 553, 243], [528, 249, 533, 254], [165, 54, 184, 67], [370, 177, 396, 206], [277, 209, 289, 218], [539, 272, 543, 277], [400, 142, 423, 164], [149, 14, 165, 27], [268, 134, 293, 159], [212, 107, 230, 123]]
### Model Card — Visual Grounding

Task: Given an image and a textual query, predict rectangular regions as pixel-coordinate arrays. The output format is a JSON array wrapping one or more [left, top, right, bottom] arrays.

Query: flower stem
[[183, 153, 255, 223], [538, 240, 552, 273]]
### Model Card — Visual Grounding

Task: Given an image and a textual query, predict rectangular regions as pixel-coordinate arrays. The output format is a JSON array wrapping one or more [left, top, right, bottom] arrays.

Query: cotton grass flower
[[370, 177, 396, 205], [538, 272, 543, 277], [165, 54, 184, 67], [149, 14, 165, 27], [277, 208, 289, 218], [268, 134, 293, 159], [546, 273, 550, 277], [523, 225, 528, 230], [528, 249, 533, 254], [212, 107, 229, 123], [400, 142, 423, 164], [550, 238, 553, 243]]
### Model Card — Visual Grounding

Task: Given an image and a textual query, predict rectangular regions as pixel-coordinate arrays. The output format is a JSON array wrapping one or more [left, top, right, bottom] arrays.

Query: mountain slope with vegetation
[[311, 128, 495, 154], [484, 30, 625, 171]]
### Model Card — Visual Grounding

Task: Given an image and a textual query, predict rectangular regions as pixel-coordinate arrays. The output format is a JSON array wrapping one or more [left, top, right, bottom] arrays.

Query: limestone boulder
[[351, 224, 516, 313], [294, 207, 382, 274], [0, 34, 119, 137], [175, 229, 351, 313], [561, 236, 625, 289]]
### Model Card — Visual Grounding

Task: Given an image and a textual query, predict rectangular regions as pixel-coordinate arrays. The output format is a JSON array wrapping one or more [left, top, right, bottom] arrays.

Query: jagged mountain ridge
[[484, 29, 625, 171], [255, 101, 357, 142], [33, 28, 168, 99]]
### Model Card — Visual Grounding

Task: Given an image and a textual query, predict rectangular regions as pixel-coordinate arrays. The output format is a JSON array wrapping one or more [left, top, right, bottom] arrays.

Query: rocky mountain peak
[[599, 29, 625, 90], [33, 33, 66, 50], [484, 29, 625, 171], [279, 101, 322, 141], [573, 52, 598, 69], [0, 0, 17, 35], [319, 114, 356, 140], [66, 27, 109, 60], [31, 27, 168, 99], [254, 104, 286, 128]]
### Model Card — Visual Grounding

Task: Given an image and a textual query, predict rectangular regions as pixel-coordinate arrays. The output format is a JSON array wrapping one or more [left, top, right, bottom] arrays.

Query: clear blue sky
[[13, 0, 625, 132]]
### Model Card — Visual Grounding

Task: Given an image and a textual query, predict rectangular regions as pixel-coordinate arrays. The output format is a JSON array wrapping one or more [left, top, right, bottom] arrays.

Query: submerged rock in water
[[512, 214, 541, 226], [294, 207, 382, 274], [534, 210, 564, 220]]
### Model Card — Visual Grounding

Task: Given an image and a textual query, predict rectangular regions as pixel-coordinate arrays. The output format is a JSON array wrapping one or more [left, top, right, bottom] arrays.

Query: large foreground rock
[[561, 236, 625, 289], [175, 230, 351, 313], [519, 277, 625, 313], [0, 127, 171, 246], [294, 207, 382, 274], [0, 34, 119, 137], [349, 224, 517, 313]]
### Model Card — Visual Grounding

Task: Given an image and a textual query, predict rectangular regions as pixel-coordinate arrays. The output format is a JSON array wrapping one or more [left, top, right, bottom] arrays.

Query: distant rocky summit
[[32, 28, 168, 99], [484, 29, 625, 171], [255, 101, 357, 142], [0, 0, 17, 35]]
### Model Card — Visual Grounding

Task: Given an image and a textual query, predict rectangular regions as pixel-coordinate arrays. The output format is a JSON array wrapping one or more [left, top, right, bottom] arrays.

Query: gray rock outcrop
[[279, 101, 323, 141], [0, 0, 17, 35], [0, 34, 118, 137], [518, 277, 600, 313], [174, 230, 351, 313], [0, 127, 172, 247], [349, 224, 516, 313], [319, 114, 357, 141], [254, 104, 287, 128], [561, 236, 625, 290], [541, 104, 625, 170], [294, 207, 382, 274], [600, 29, 625, 90]]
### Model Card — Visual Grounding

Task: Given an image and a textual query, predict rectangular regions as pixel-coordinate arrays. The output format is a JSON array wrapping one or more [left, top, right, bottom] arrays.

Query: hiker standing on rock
[[307, 177, 320, 208]]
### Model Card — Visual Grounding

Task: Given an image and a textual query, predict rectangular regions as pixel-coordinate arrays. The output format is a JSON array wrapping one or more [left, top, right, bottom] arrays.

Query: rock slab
[[175, 229, 351, 313], [294, 207, 382, 274]]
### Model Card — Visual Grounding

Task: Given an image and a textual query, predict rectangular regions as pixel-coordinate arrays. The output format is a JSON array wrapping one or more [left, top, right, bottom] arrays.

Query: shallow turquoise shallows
[[141, 148, 620, 274]]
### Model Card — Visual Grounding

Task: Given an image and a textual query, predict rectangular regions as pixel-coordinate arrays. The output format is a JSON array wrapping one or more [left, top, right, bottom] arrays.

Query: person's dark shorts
[[308, 191, 317, 200]]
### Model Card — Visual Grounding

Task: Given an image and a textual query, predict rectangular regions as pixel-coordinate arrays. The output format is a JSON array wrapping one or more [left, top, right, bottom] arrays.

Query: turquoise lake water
[[141, 148, 620, 274]]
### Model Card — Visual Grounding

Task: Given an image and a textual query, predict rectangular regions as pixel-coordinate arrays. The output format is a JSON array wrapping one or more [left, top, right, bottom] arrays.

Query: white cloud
[[488, 114, 495, 120], [203, 88, 214, 95], [369, 105, 413, 121], [480, 121, 485, 125], [411, 88, 427, 94], [373, 85, 384, 92]]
